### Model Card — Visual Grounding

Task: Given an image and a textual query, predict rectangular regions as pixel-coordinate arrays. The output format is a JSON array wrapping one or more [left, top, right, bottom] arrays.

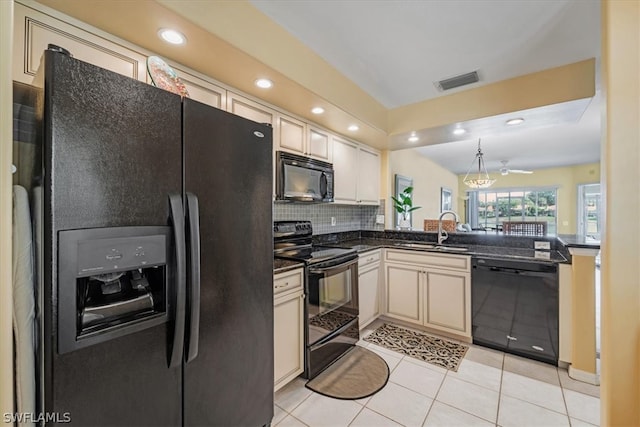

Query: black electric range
[[273, 220, 360, 379], [273, 221, 356, 265]]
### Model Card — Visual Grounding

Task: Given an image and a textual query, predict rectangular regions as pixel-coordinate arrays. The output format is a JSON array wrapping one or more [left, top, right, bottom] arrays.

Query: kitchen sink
[[434, 246, 469, 252], [397, 243, 469, 252], [399, 243, 437, 249]]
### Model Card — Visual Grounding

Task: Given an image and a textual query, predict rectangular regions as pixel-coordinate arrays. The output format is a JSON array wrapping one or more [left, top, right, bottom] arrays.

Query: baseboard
[[569, 366, 600, 385]]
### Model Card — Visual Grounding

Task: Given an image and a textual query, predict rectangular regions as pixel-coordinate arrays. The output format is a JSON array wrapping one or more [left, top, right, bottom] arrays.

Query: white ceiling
[[249, 0, 602, 172], [417, 91, 602, 174]]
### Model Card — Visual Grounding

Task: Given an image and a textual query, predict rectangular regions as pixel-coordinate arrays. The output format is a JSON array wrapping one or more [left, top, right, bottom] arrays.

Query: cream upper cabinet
[[277, 114, 306, 154], [13, 3, 147, 84], [276, 118, 332, 163], [307, 127, 332, 162], [273, 268, 304, 392], [383, 250, 471, 339], [14, 3, 227, 110], [358, 250, 382, 329], [332, 137, 380, 205], [332, 137, 359, 203], [227, 92, 276, 126], [172, 66, 227, 110], [357, 146, 381, 205]]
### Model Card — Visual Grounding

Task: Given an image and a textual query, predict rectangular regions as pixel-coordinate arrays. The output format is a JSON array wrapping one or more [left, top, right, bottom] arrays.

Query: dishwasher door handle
[[475, 265, 555, 277]]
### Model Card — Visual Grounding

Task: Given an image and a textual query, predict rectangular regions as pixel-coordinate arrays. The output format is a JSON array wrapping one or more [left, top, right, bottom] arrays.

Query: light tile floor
[[274, 320, 600, 427]]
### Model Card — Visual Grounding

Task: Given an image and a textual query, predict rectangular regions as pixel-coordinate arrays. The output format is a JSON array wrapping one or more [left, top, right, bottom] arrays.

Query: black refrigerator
[[32, 48, 274, 426]]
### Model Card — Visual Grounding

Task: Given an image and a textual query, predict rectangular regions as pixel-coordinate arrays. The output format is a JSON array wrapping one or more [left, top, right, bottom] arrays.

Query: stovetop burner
[[273, 221, 356, 265], [275, 245, 356, 265]]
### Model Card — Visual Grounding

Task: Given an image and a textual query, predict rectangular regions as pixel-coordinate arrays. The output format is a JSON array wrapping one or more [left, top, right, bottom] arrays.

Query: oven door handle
[[308, 317, 359, 350], [308, 256, 358, 275]]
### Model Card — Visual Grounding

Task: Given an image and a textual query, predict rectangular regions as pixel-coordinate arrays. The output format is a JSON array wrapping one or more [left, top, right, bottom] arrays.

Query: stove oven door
[[306, 317, 359, 379], [306, 255, 358, 344]]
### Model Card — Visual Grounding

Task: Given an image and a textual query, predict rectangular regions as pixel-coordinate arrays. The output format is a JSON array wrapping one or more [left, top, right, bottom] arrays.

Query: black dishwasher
[[471, 257, 559, 365]]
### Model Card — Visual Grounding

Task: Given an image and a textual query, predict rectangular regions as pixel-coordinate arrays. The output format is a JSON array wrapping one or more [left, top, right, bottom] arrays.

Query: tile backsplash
[[274, 200, 385, 234]]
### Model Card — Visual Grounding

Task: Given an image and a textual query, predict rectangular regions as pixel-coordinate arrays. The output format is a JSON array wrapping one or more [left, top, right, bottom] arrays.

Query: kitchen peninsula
[[314, 229, 574, 263], [311, 229, 599, 377]]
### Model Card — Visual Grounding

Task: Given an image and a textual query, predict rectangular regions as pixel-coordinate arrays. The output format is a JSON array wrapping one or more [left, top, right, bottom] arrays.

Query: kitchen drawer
[[385, 249, 470, 272], [358, 249, 381, 267], [274, 268, 304, 296]]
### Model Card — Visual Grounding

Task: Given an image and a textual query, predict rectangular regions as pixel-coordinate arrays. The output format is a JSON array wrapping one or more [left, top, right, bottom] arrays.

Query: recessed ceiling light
[[348, 125, 359, 131], [255, 78, 273, 89], [311, 107, 325, 115], [158, 28, 186, 45], [408, 133, 419, 143], [453, 128, 466, 135], [506, 117, 525, 125]]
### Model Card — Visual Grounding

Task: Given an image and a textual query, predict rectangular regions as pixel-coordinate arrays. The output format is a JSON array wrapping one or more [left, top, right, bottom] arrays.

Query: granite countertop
[[274, 258, 304, 274], [557, 234, 601, 250], [326, 238, 568, 263]]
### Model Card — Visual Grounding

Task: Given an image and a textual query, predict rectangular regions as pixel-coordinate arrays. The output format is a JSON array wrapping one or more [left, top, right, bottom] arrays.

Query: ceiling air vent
[[435, 71, 479, 91]]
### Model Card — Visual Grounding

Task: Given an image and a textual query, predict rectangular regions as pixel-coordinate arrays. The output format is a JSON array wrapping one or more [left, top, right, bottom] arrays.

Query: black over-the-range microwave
[[275, 151, 334, 202]]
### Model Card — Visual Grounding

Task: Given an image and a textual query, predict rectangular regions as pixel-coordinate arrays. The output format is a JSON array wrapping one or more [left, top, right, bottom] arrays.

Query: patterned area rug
[[364, 323, 468, 371]]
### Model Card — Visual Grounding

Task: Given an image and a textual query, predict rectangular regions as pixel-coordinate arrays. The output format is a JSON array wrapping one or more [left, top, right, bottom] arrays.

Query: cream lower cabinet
[[424, 269, 470, 335], [384, 250, 471, 339], [358, 250, 382, 329], [273, 268, 304, 392], [385, 264, 424, 324]]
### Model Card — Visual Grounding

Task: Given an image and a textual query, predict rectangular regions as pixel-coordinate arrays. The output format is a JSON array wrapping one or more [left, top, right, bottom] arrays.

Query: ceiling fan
[[500, 160, 533, 176]]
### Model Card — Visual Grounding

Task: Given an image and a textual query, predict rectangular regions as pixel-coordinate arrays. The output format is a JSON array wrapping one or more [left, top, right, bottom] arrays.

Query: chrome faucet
[[438, 210, 459, 245]]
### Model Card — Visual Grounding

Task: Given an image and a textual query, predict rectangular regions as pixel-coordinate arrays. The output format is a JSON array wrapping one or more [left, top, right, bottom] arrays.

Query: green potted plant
[[392, 186, 421, 229]]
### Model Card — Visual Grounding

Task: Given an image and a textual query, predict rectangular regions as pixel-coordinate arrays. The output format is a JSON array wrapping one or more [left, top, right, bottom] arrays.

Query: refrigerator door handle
[[185, 192, 201, 363], [168, 194, 187, 368]]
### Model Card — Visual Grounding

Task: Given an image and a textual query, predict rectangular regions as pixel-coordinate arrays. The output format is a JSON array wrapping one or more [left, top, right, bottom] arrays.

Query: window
[[466, 187, 558, 235], [578, 183, 601, 241]]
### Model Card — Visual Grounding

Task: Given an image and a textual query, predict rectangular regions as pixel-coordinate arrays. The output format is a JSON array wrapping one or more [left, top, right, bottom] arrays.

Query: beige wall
[[9, 2, 640, 424], [457, 163, 600, 234], [388, 148, 459, 230], [0, 0, 14, 417], [600, 0, 640, 424]]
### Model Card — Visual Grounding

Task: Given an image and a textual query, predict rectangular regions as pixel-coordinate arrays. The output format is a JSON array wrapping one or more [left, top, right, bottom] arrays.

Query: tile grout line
[[353, 405, 407, 427], [346, 400, 367, 427], [287, 413, 310, 427], [558, 365, 574, 426], [383, 354, 435, 427], [503, 357, 582, 423], [275, 380, 314, 419], [278, 321, 598, 427], [427, 358, 501, 425], [494, 352, 506, 426], [421, 362, 449, 426]]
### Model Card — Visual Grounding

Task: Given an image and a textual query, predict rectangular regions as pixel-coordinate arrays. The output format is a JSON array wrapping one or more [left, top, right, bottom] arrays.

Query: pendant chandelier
[[463, 139, 496, 189]]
